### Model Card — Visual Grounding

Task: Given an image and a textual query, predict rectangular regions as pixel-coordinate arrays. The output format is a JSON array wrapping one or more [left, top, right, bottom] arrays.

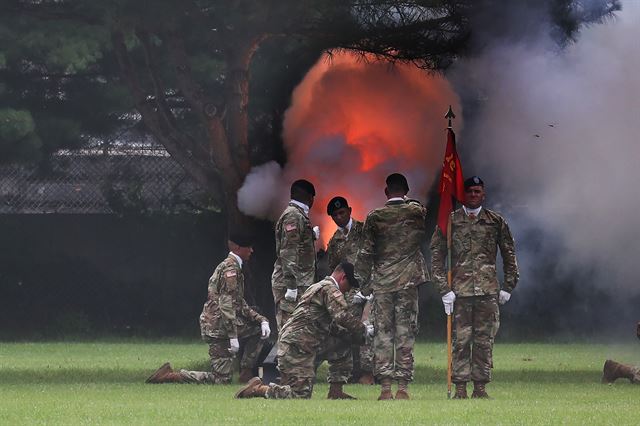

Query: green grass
[[0, 341, 638, 425]]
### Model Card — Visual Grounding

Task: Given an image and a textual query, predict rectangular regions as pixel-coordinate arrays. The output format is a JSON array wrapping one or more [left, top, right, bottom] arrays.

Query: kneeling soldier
[[235, 262, 373, 399], [146, 233, 271, 384]]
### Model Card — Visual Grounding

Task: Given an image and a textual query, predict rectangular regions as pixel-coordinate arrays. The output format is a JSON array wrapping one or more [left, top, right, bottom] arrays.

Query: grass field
[[0, 340, 637, 425]]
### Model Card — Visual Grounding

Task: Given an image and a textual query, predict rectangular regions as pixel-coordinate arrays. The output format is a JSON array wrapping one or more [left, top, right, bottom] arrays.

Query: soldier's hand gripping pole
[[446, 216, 453, 399]]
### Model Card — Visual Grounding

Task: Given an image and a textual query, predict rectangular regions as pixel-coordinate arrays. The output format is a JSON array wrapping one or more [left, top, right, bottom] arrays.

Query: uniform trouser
[[452, 295, 500, 384], [372, 287, 419, 382], [316, 335, 353, 384], [272, 286, 307, 331], [267, 341, 316, 399], [179, 331, 263, 384]]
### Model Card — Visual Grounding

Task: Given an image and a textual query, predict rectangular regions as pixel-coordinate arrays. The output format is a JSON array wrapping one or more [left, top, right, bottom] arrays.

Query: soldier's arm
[[498, 218, 519, 292], [354, 215, 375, 296], [218, 267, 239, 339], [326, 237, 339, 272], [324, 286, 366, 344], [279, 213, 305, 290], [429, 226, 449, 295], [240, 298, 267, 324]]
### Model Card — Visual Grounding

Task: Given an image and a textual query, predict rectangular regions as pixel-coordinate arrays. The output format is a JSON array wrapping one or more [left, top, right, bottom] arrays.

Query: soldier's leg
[[326, 337, 353, 385], [372, 292, 395, 381], [470, 295, 499, 385], [393, 287, 419, 383], [238, 330, 264, 382], [272, 287, 288, 331], [276, 342, 317, 399], [452, 297, 474, 384], [208, 338, 234, 384]]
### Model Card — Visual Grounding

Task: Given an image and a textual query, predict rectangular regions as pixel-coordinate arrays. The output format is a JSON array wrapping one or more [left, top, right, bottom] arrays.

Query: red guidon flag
[[436, 127, 465, 236]]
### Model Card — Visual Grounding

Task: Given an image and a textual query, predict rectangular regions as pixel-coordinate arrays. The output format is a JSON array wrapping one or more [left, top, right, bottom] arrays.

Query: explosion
[[239, 50, 461, 246]]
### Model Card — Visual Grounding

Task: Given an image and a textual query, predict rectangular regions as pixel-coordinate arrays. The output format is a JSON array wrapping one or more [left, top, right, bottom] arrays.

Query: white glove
[[364, 322, 374, 338], [442, 291, 456, 315], [229, 338, 240, 354], [499, 290, 511, 305], [352, 291, 369, 304], [260, 321, 271, 340], [284, 288, 298, 302], [312, 226, 320, 240]]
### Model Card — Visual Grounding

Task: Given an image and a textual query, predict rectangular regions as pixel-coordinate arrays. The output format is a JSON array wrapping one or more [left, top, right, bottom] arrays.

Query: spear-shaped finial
[[445, 105, 456, 128]]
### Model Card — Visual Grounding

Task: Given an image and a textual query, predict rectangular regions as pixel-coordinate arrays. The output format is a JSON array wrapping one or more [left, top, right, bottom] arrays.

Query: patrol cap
[[464, 176, 484, 189], [229, 231, 253, 248], [327, 196, 349, 216], [291, 179, 316, 197], [339, 261, 359, 288], [385, 173, 409, 192]]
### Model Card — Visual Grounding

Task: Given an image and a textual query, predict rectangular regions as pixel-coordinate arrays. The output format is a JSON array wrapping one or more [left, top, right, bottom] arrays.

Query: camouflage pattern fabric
[[451, 295, 500, 383], [271, 202, 317, 329], [271, 277, 366, 397], [430, 208, 519, 297], [265, 376, 314, 399], [317, 335, 353, 384], [355, 199, 429, 296], [177, 334, 263, 384], [372, 287, 419, 381], [199, 254, 267, 340], [326, 219, 365, 270]]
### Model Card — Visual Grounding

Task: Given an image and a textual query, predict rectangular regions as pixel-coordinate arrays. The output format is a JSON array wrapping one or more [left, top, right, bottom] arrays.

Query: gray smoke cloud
[[450, 1, 640, 335]]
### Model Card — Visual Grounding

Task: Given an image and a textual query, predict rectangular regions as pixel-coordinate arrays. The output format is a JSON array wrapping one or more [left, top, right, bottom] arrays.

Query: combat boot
[[452, 382, 468, 399], [145, 362, 185, 384], [395, 380, 410, 400], [358, 372, 375, 385], [471, 381, 490, 398], [327, 382, 356, 399], [602, 359, 640, 384], [238, 368, 254, 384], [377, 378, 393, 400], [235, 377, 270, 398]]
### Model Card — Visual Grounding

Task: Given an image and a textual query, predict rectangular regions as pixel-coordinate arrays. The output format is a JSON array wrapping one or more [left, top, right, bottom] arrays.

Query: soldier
[[235, 262, 373, 400], [354, 173, 429, 400], [146, 233, 271, 384], [322, 196, 375, 385], [601, 321, 640, 384], [272, 179, 318, 331], [430, 176, 519, 399]]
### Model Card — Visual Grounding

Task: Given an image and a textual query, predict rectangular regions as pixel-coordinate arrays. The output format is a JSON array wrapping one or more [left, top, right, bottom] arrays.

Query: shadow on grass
[[1, 364, 605, 386]]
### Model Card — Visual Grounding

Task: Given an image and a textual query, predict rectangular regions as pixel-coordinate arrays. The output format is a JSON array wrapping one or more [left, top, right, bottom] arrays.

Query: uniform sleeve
[[218, 266, 239, 338], [498, 218, 519, 292], [354, 215, 375, 296], [241, 299, 267, 325], [324, 286, 366, 344], [326, 236, 339, 272], [429, 225, 449, 295], [279, 213, 305, 290]]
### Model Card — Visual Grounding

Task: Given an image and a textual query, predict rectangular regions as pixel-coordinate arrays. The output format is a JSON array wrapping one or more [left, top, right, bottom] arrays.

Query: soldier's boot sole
[[145, 362, 172, 384], [235, 377, 263, 399]]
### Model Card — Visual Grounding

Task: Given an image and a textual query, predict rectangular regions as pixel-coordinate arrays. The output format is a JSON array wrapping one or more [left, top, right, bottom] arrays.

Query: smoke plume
[[450, 1, 640, 336]]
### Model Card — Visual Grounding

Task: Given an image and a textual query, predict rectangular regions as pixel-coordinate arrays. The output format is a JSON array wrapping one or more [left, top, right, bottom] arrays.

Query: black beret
[[340, 261, 359, 288], [386, 173, 409, 192], [327, 196, 350, 216], [229, 232, 253, 248], [291, 179, 316, 197], [464, 176, 484, 189]]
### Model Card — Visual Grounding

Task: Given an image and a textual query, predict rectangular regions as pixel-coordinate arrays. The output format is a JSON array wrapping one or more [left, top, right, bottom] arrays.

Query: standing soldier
[[430, 176, 519, 399], [146, 233, 271, 384], [235, 263, 373, 399], [272, 179, 318, 331], [323, 196, 375, 385], [355, 173, 429, 400]]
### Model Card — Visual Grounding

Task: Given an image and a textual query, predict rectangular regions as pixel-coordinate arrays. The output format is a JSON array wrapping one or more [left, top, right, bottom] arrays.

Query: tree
[[0, 0, 620, 227]]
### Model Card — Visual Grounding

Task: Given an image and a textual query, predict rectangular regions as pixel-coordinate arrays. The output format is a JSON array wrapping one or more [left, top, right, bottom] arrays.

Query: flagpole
[[444, 105, 456, 399]]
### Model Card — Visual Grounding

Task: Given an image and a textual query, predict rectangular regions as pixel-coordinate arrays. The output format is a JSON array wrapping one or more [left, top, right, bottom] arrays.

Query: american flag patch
[[225, 271, 237, 278], [285, 223, 297, 232]]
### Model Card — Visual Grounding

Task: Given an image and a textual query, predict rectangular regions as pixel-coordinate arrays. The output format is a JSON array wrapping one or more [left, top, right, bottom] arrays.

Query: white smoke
[[237, 161, 286, 219], [453, 1, 640, 296]]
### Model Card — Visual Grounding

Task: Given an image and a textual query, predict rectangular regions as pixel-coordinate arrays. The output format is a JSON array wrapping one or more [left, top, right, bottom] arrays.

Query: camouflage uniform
[[180, 254, 267, 384], [354, 199, 429, 383], [271, 202, 317, 330], [430, 208, 519, 384], [321, 219, 374, 381], [263, 277, 366, 399]]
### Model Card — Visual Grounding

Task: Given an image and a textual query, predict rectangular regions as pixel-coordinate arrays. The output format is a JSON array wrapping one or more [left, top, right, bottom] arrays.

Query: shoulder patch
[[225, 270, 237, 278], [285, 223, 297, 232]]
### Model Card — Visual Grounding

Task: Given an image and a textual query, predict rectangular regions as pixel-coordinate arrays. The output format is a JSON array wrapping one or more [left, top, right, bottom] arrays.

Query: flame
[[281, 51, 462, 247]]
